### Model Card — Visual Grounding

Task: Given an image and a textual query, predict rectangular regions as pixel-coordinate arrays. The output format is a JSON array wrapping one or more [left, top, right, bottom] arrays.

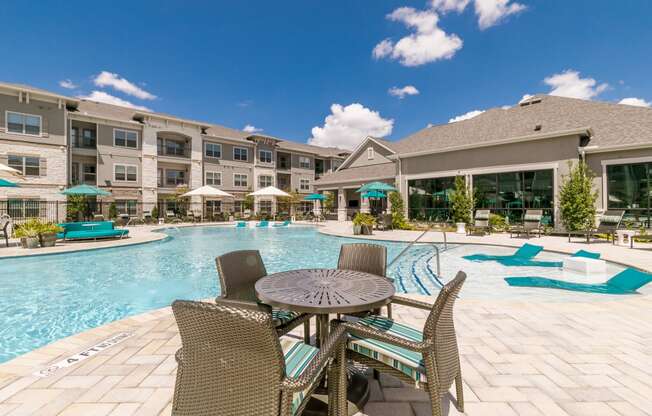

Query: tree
[[389, 191, 410, 229], [449, 176, 473, 224], [559, 160, 597, 231], [323, 192, 335, 213]]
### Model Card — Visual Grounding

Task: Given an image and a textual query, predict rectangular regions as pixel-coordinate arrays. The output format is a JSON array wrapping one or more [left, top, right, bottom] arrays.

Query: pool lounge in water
[[505, 268, 652, 294], [464, 243, 601, 267]]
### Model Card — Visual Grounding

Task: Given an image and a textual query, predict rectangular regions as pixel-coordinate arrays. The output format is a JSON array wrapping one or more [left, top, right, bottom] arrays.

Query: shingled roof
[[314, 162, 396, 185], [392, 94, 652, 156]]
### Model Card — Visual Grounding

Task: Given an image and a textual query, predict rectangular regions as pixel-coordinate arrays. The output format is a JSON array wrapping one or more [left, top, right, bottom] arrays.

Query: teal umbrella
[[361, 190, 386, 199], [357, 181, 397, 193], [60, 184, 111, 196], [0, 178, 18, 187], [303, 193, 327, 201]]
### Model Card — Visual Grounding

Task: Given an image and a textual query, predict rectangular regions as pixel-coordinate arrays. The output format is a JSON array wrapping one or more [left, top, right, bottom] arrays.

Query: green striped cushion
[[347, 315, 428, 383], [523, 214, 541, 221], [272, 309, 302, 326], [280, 337, 319, 415], [600, 215, 622, 224]]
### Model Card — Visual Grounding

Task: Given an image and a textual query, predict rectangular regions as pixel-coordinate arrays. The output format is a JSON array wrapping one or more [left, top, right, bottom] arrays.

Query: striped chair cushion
[[523, 214, 541, 221], [272, 309, 302, 326], [280, 337, 319, 415], [600, 215, 622, 224], [347, 315, 428, 383]]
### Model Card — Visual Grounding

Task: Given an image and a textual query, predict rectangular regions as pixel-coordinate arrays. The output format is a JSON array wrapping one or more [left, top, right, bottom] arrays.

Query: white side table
[[616, 229, 638, 247], [563, 257, 607, 276]]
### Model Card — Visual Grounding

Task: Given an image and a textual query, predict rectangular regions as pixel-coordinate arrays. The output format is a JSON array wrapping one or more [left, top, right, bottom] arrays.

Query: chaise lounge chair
[[273, 220, 291, 227], [256, 220, 269, 227], [568, 210, 625, 244], [466, 209, 491, 236], [505, 268, 652, 294], [464, 245, 601, 267], [235, 221, 247, 228], [463, 243, 543, 263], [509, 209, 543, 238]]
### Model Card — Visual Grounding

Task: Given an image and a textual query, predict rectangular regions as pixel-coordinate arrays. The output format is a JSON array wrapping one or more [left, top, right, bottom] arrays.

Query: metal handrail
[[388, 226, 448, 289]]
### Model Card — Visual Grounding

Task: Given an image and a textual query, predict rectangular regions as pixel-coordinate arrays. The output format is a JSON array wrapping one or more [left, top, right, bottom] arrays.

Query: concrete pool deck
[[0, 221, 651, 415]]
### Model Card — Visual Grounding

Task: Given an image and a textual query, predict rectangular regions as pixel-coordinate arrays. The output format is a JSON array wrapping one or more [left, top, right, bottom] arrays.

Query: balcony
[[157, 144, 191, 158]]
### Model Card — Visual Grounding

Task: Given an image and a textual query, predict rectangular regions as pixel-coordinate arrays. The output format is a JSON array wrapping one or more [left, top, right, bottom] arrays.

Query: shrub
[[108, 202, 117, 219], [559, 161, 597, 232], [151, 206, 159, 219], [388, 191, 413, 230], [489, 213, 507, 231], [352, 212, 376, 227], [449, 176, 473, 224]]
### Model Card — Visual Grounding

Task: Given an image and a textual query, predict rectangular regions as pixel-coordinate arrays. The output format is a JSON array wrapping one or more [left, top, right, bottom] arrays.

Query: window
[[8, 155, 40, 176], [278, 154, 290, 169], [234, 173, 248, 187], [299, 156, 311, 169], [83, 165, 96, 183], [82, 129, 96, 147], [408, 177, 456, 222], [6, 111, 41, 136], [332, 160, 342, 171], [157, 169, 163, 187], [114, 129, 138, 148], [206, 171, 222, 186], [234, 147, 248, 161], [259, 200, 272, 214], [115, 200, 137, 216], [165, 170, 186, 186], [71, 127, 79, 147], [367, 147, 374, 159], [114, 164, 138, 182], [300, 179, 310, 191], [71, 162, 80, 184], [259, 175, 273, 188], [607, 162, 652, 227], [205, 142, 221, 158], [234, 200, 243, 213], [259, 150, 272, 163]]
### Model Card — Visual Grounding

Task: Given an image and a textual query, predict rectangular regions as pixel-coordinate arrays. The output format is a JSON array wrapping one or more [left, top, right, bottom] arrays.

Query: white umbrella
[[248, 186, 291, 197], [182, 185, 234, 220], [0, 163, 21, 177]]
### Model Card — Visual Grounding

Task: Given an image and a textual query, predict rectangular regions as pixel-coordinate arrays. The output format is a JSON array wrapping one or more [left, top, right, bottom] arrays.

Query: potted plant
[[449, 176, 473, 234], [352, 213, 376, 235], [38, 221, 62, 247], [14, 219, 41, 249]]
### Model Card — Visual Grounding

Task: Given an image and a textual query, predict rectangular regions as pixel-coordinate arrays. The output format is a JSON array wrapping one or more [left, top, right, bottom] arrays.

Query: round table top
[[255, 268, 395, 314]]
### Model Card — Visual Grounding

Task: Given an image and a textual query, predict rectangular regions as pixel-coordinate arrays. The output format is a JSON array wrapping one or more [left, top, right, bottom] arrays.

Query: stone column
[[337, 188, 347, 222], [141, 126, 158, 212], [313, 199, 322, 216], [360, 196, 370, 214]]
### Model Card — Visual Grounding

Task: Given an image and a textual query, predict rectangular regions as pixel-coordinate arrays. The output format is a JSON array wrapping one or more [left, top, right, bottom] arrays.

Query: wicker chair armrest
[[390, 295, 433, 311], [281, 324, 348, 392], [214, 297, 273, 314], [175, 348, 183, 364], [337, 320, 429, 352]]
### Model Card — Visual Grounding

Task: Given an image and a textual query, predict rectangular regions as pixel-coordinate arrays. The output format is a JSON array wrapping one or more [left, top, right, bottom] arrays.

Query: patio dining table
[[255, 268, 395, 415]]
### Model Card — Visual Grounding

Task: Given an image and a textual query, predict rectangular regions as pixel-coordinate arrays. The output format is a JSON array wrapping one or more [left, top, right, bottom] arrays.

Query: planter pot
[[353, 224, 362, 235], [455, 222, 467, 234], [39, 232, 57, 247], [361, 224, 373, 235], [20, 237, 40, 249]]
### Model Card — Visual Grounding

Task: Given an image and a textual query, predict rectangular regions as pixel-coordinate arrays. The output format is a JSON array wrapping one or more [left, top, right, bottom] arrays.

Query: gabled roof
[[314, 162, 397, 186], [392, 94, 652, 157], [337, 136, 396, 170]]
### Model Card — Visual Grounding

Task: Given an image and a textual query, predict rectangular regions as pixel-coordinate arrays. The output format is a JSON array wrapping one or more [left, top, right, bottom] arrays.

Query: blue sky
[[1, 0, 651, 149]]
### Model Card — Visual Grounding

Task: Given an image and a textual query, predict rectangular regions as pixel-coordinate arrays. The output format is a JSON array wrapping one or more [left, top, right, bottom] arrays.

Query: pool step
[[388, 245, 447, 295]]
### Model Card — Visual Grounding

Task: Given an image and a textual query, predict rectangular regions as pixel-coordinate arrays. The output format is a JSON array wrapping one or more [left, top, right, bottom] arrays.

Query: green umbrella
[[357, 181, 397, 193], [60, 184, 111, 196], [303, 193, 327, 201], [0, 178, 18, 187], [361, 190, 386, 199]]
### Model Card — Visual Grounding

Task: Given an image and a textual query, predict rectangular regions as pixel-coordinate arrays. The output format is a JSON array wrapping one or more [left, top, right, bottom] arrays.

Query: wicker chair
[[337, 243, 387, 277], [337, 272, 467, 416], [0, 214, 12, 247], [171, 300, 348, 416], [216, 250, 312, 342]]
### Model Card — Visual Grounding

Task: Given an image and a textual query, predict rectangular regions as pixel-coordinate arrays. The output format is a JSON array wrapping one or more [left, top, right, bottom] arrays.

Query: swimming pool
[[0, 225, 636, 363]]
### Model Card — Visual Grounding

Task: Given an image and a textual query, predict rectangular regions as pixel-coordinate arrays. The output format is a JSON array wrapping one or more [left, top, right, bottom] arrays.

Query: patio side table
[[256, 268, 395, 416]]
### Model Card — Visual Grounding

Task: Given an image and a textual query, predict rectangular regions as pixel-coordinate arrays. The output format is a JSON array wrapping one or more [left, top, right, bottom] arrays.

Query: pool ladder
[[388, 226, 448, 289]]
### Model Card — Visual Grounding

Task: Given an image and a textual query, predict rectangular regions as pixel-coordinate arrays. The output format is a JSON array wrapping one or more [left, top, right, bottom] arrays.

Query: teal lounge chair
[[235, 221, 247, 228], [505, 268, 652, 294], [57, 221, 129, 241], [498, 249, 601, 268], [256, 220, 269, 227], [272, 220, 291, 227], [463, 243, 543, 262]]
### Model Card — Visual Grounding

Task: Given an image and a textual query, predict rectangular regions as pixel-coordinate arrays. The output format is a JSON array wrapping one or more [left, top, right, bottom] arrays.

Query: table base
[[303, 372, 369, 416]]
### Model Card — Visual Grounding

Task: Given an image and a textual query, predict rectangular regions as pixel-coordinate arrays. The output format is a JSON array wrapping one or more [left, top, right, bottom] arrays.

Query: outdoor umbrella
[[357, 181, 397, 193], [0, 178, 18, 187], [303, 193, 327, 201], [60, 184, 111, 196], [0, 163, 21, 177], [361, 190, 386, 199], [248, 186, 291, 217], [181, 185, 235, 220]]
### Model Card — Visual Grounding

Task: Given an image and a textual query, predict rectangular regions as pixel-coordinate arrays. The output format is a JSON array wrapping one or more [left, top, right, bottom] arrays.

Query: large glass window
[[165, 170, 185, 186], [8, 155, 40, 176], [6, 111, 41, 136], [407, 176, 456, 221], [473, 169, 554, 225], [607, 162, 651, 227]]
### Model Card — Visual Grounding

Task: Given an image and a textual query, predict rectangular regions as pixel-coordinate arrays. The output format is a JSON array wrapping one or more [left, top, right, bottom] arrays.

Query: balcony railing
[[157, 145, 191, 158], [72, 139, 96, 150]]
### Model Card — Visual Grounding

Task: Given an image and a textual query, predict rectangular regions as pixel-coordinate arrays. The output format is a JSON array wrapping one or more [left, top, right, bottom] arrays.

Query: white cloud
[[430, 0, 525, 29], [474, 0, 526, 30], [59, 79, 77, 89], [243, 124, 263, 133], [431, 0, 470, 13], [93, 71, 156, 100], [448, 109, 484, 123], [543, 70, 608, 100], [78, 91, 151, 111], [372, 7, 463, 67], [308, 103, 394, 150], [388, 85, 420, 99], [618, 97, 651, 108]]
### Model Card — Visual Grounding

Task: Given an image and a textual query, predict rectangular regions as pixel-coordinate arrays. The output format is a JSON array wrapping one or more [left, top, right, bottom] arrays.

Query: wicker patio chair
[[171, 299, 348, 416], [0, 214, 12, 247], [567, 210, 625, 244], [337, 271, 467, 416], [337, 243, 389, 317], [466, 209, 491, 236], [509, 209, 543, 238], [216, 250, 312, 342]]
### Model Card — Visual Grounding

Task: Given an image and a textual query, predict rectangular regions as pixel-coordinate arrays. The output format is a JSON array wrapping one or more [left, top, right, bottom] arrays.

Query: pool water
[[0, 225, 635, 363]]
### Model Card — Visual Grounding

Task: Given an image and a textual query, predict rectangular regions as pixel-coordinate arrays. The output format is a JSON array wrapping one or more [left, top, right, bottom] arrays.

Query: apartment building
[[0, 82, 348, 220], [316, 95, 652, 230]]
